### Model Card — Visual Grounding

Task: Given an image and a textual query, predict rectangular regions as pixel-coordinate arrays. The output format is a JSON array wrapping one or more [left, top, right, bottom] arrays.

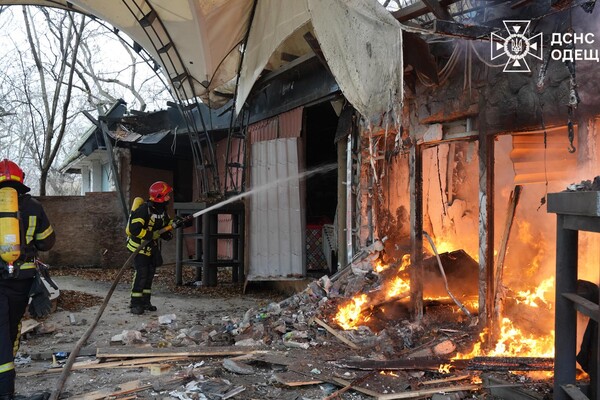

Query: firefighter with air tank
[[0, 159, 55, 400], [126, 181, 187, 315]]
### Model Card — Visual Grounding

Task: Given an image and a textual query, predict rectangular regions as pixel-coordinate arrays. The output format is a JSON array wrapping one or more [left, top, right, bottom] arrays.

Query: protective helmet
[[149, 181, 172, 203], [0, 159, 30, 193]]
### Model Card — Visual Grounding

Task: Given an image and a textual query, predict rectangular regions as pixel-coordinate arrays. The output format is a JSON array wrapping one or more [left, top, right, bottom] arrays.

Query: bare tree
[[0, 6, 170, 195], [22, 6, 86, 195]]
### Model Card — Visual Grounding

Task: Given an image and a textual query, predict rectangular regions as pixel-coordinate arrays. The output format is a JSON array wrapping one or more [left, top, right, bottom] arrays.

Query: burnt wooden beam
[[303, 32, 332, 74], [511, 0, 535, 8], [409, 141, 424, 320], [433, 19, 501, 40], [422, 0, 453, 20], [468, 357, 554, 371], [419, 104, 478, 125], [336, 357, 554, 371], [280, 52, 299, 62], [492, 185, 522, 334], [392, 0, 460, 22], [478, 132, 494, 333], [404, 32, 439, 84]]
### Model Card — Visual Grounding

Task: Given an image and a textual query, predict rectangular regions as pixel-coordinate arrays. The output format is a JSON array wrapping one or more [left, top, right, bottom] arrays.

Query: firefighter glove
[[161, 231, 173, 241], [29, 274, 52, 318], [171, 215, 191, 229], [143, 230, 162, 241]]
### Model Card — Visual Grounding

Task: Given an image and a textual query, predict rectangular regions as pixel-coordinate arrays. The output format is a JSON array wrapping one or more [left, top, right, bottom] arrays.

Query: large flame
[[514, 277, 554, 308], [334, 274, 412, 330], [334, 294, 371, 330], [454, 318, 555, 359]]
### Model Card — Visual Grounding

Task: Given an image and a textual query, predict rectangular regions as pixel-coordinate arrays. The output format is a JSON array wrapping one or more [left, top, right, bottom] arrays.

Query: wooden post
[[337, 136, 348, 270], [409, 142, 423, 320], [478, 133, 495, 331], [493, 185, 522, 327]]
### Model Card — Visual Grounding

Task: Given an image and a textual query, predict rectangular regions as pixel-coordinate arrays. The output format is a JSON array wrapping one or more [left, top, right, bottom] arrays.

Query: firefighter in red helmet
[[126, 181, 174, 315], [0, 159, 55, 400]]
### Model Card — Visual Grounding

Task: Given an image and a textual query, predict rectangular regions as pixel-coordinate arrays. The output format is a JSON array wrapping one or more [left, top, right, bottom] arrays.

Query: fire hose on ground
[[49, 217, 192, 400]]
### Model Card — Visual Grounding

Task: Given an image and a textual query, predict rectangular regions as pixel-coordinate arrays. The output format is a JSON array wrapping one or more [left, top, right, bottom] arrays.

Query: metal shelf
[[174, 201, 244, 287], [548, 191, 600, 400]]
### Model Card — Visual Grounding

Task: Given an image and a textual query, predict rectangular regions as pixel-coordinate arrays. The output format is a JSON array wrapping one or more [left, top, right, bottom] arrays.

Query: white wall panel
[[249, 138, 305, 280]]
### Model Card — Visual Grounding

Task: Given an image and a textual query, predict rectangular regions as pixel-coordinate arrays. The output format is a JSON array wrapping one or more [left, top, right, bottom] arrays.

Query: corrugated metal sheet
[[279, 107, 303, 138], [248, 138, 305, 280], [249, 107, 303, 144], [249, 117, 278, 144], [511, 126, 578, 184]]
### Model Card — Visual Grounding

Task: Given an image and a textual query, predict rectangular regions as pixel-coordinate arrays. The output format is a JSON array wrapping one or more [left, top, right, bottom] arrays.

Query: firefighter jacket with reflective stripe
[[126, 201, 170, 256], [1, 194, 56, 280]]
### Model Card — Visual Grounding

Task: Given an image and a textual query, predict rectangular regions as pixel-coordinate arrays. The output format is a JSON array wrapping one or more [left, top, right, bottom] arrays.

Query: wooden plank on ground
[[72, 379, 149, 400], [331, 377, 390, 398], [336, 357, 447, 371], [274, 371, 323, 387], [421, 375, 471, 385], [97, 346, 258, 359], [376, 384, 480, 400], [313, 317, 359, 349], [21, 319, 40, 335], [71, 377, 186, 400]]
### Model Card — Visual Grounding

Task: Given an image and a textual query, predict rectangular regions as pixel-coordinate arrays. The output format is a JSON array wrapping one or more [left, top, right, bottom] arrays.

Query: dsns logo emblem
[[491, 20, 543, 72]]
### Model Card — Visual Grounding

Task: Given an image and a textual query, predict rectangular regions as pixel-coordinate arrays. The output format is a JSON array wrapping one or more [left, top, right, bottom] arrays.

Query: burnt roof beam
[[421, 0, 454, 20], [392, 0, 461, 22], [433, 19, 501, 40]]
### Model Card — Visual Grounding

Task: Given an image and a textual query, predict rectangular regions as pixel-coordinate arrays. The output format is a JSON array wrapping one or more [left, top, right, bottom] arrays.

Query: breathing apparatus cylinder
[[0, 187, 20, 276], [125, 197, 145, 237]]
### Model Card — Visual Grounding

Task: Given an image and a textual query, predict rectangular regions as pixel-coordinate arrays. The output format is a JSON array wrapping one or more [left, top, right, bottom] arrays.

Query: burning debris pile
[[28, 238, 571, 398], [79, 239, 553, 399]]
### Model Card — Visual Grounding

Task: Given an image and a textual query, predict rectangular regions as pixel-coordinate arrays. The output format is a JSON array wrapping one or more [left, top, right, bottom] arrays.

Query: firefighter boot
[[130, 297, 144, 315], [142, 295, 157, 312]]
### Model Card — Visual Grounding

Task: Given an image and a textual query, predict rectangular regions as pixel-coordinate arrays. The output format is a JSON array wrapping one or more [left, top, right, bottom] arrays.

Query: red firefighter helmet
[[148, 181, 172, 203], [0, 159, 29, 193]]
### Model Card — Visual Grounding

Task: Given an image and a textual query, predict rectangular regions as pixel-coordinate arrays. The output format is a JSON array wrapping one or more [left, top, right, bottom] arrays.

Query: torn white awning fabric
[[1, 0, 403, 119], [238, 0, 404, 121]]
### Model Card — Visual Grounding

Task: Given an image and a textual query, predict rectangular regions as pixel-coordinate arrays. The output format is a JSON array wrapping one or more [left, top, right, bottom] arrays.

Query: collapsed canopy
[[0, 0, 403, 120]]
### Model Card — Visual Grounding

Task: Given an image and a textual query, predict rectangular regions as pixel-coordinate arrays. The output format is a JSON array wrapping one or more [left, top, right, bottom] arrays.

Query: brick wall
[[37, 192, 176, 267]]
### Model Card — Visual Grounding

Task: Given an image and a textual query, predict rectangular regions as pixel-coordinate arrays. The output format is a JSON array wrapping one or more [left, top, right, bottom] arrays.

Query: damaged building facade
[[1, 0, 599, 398]]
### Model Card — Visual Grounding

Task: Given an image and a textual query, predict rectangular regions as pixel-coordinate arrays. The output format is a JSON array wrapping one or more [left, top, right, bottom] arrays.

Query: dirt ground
[[15, 265, 291, 399]]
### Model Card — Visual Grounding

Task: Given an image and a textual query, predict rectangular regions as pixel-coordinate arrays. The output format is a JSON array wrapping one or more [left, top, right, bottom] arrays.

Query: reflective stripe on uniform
[[35, 225, 54, 240], [26, 215, 37, 244], [127, 239, 151, 256], [0, 362, 14, 374], [19, 262, 35, 270], [143, 289, 151, 294], [131, 292, 143, 297]]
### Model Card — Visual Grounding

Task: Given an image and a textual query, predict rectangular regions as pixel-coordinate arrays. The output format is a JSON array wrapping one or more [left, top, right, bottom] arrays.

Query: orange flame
[[515, 277, 554, 308], [334, 294, 371, 330], [438, 364, 452, 374], [386, 275, 411, 299], [454, 318, 555, 359]]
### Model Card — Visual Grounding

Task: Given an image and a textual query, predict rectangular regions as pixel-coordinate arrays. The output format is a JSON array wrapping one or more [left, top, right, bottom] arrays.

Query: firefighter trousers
[[130, 253, 157, 308], [0, 278, 33, 396]]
